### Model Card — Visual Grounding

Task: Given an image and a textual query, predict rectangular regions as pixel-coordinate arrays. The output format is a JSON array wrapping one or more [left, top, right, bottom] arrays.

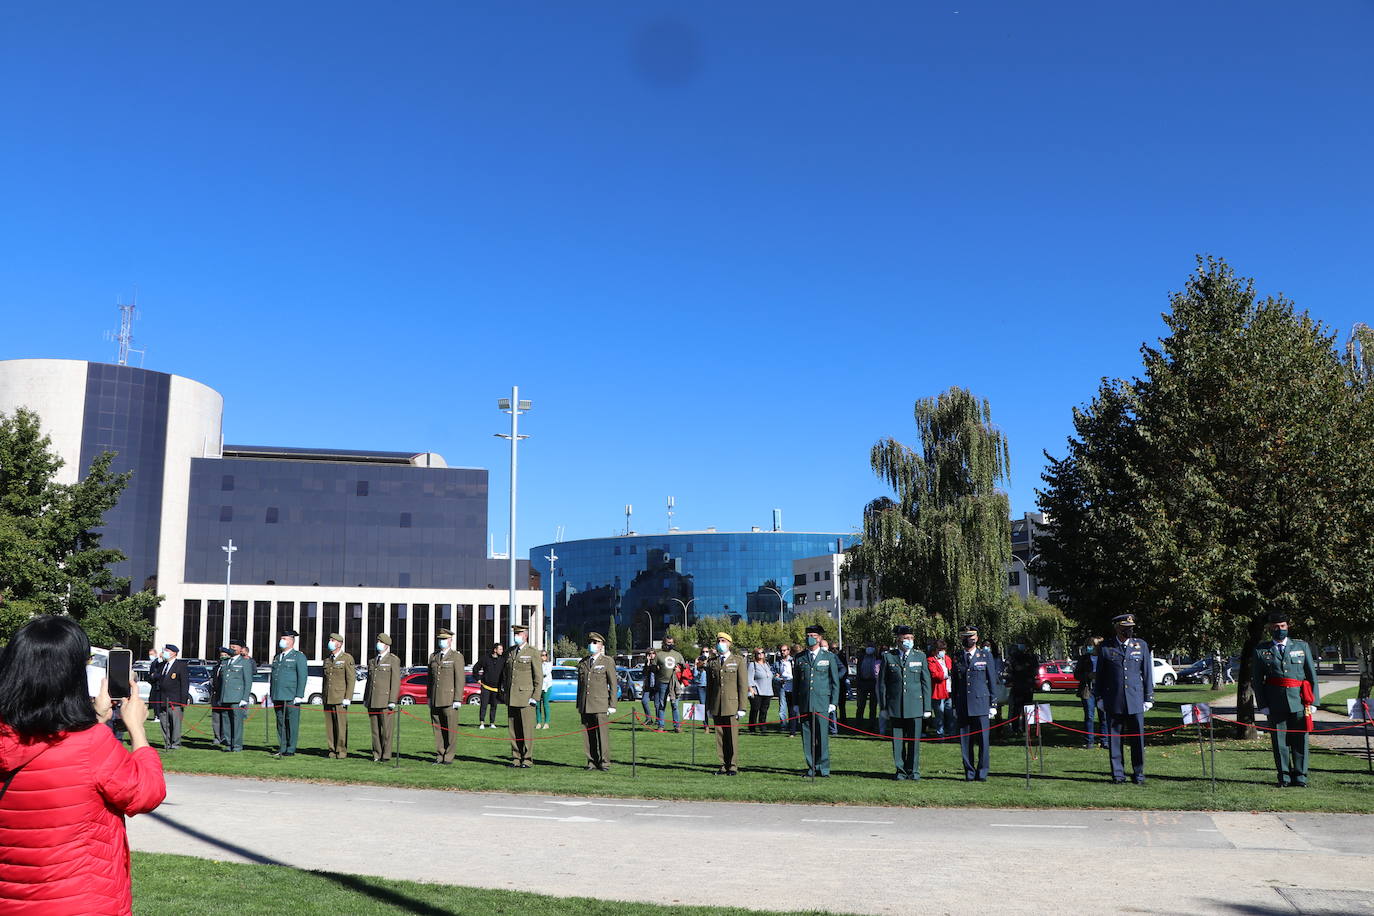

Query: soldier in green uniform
[[321, 632, 356, 759], [210, 646, 232, 748], [877, 625, 933, 780], [221, 636, 254, 752], [576, 632, 618, 771], [503, 623, 541, 768], [427, 627, 465, 765], [269, 628, 309, 758], [365, 633, 402, 762], [705, 632, 749, 775], [1252, 610, 1321, 788], [794, 624, 844, 777]]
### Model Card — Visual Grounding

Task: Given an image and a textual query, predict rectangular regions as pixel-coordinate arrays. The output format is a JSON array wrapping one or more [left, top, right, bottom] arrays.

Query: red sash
[[1265, 676, 1314, 731]]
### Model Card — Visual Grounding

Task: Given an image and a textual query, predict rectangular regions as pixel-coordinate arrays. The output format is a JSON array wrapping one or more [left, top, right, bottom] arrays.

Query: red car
[[397, 672, 482, 705], [1036, 661, 1080, 691]]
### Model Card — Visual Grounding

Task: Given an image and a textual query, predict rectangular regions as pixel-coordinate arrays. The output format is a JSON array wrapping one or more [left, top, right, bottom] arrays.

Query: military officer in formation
[[503, 623, 541, 768], [794, 624, 844, 777], [1094, 613, 1154, 785], [321, 632, 356, 759], [576, 632, 618, 771], [705, 631, 749, 775], [952, 625, 998, 781], [877, 625, 933, 781], [428, 627, 466, 766], [365, 633, 402, 762], [1252, 610, 1321, 788], [209, 646, 233, 748], [269, 628, 309, 758], [220, 637, 254, 752]]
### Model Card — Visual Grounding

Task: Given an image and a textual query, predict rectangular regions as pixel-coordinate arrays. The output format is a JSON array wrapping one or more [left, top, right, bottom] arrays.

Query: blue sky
[[3, 2, 1371, 554]]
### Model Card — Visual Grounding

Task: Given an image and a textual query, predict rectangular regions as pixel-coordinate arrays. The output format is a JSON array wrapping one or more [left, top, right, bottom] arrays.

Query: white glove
[[293, 697, 304, 704], [529, 698, 538, 706], [923, 711, 932, 719], [342, 700, 350, 707], [827, 704, 836, 714], [387, 703, 396, 710], [1304, 705, 1316, 716], [607, 707, 617, 714], [238, 700, 247, 708], [736, 710, 746, 719], [989, 707, 997, 717], [452, 701, 461, 709], [1143, 701, 1154, 712]]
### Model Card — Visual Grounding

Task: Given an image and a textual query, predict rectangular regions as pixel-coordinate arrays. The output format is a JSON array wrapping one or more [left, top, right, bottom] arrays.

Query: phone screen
[[108, 649, 133, 699]]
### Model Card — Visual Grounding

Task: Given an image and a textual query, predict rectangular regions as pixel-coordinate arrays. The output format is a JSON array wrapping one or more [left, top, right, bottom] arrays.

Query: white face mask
[[937, 650, 946, 658], [717, 641, 729, 654], [514, 634, 525, 646], [901, 639, 914, 651], [278, 638, 289, 650], [376, 642, 386, 654], [327, 641, 339, 653], [438, 639, 449, 651], [160, 650, 171, 660]]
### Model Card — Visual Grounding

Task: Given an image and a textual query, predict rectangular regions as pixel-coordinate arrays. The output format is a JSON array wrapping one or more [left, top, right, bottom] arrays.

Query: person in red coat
[[0, 615, 166, 916], [927, 639, 955, 739]]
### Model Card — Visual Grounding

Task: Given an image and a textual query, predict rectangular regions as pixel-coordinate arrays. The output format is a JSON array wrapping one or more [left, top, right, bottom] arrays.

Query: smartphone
[[108, 649, 133, 699]]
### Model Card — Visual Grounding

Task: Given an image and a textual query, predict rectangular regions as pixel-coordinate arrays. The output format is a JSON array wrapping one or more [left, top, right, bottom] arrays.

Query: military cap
[[376, 633, 392, 646], [216, 646, 232, 655], [228, 636, 247, 648], [894, 625, 914, 636], [805, 624, 825, 636], [588, 631, 605, 644], [958, 625, 979, 637], [437, 628, 454, 639], [327, 632, 344, 643], [281, 628, 300, 638], [512, 624, 528, 634], [164, 643, 180, 653], [716, 631, 733, 643], [1111, 613, 1136, 626], [1266, 609, 1290, 624]]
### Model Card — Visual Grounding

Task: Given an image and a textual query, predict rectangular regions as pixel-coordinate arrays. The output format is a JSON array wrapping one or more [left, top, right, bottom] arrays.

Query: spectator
[[747, 648, 774, 735], [639, 654, 659, 724], [148, 643, 189, 751], [772, 644, 796, 737], [1073, 637, 1106, 749], [653, 637, 685, 732], [1007, 643, 1040, 737], [855, 643, 880, 723], [472, 643, 506, 729], [536, 650, 553, 729], [0, 615, 166, 915], [928, 639, 955, 739], [694, 653, 711, 733]]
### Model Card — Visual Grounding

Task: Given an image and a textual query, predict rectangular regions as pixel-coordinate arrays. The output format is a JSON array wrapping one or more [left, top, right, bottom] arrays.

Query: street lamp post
[[642, 609, 654, 650], [222, 539, 237, 646], [1010, 553, 1039, 600], [495, 388, 531, 647], [761, 585, 795, 625], [668, 597, 696, 630], [544, 547, 558, 649]]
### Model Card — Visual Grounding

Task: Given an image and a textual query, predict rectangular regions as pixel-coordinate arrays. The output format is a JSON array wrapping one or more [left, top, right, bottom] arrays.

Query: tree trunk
[[1358, 637, 1374, 701], [1209, 645, 1222, 691], [1233, 618, 1265, 739]]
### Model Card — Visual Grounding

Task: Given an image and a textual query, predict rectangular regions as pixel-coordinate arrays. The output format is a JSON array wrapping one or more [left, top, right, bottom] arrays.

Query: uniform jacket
[[878, 648, 933, 719], [210, 658, 229, 704], [0, 723, 165, 916], [427, 648, 466, 707], [655, 648, 685, 697], [1094, 637, 1153, 716], [927, 653, 953, 701], [269, 648, 308, 702], [576, 653, 618, 714], [1251, 638, 1320, 716], [322, 652, 357, 705], [503, 644, 541, 706], [148, 658, 189, 709], [219, 656, 253, 705], [363, 652, 401, 708], [793, 648, 844, 714], [951, 647, 999, 717], [706, 651, 749, 716]]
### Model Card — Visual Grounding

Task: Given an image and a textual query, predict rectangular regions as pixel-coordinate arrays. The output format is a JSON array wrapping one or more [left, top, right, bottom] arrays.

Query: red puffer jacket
[[0, 722, 166, 915]]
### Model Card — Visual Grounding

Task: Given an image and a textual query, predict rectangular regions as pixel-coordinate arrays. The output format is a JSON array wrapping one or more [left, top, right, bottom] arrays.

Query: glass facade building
[[530, 531, 852, 644]]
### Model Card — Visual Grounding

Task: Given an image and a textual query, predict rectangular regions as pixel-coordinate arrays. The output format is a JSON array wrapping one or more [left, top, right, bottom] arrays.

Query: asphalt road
[[130, 774, 1374, 915]]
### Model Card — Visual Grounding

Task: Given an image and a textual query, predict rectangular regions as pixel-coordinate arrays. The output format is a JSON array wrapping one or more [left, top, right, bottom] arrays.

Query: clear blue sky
[[3, 2, 1371, 554]]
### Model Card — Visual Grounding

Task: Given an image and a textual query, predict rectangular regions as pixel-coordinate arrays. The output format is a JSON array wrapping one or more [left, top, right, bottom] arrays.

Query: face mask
[[278, 638, 289, 650], [514, 634, 525, 646], [865, 647, 875, 655], [160, 650, 171, 660], [376, 642, 386, 654], [327, 641, 339, 652], [936, 649, 946, 658], [806, 636, 818, 647], [588, 643, 600, 655], [219, 654, 230, 661], [1118, 627, 1134, 640], [438, 639, 449, 650], [717, 641, 729, 654], [901, 639, 914, 651], [962, 637, 976, 648], [1271, 628, 1287, 642]]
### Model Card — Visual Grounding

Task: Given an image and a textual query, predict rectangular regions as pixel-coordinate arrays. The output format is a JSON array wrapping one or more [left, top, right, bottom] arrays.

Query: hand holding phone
[[108, 649, 133, 699]]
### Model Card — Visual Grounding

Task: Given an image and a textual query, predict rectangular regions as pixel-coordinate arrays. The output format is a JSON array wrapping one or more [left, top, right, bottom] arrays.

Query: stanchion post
[[264, 698, 269, 747], [1024, 713, 1032, 789], [393, 708, 401, 769], [1208, 715, 1216, 794], [690, 714, 696, 766], [1037, 718, 1044, 776], [631, 710, 638, 779], [1362, 699, 1372, 774]]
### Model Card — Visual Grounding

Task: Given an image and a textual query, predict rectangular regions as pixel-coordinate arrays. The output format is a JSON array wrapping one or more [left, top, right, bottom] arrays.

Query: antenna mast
[[106, 290, 145, 366], [666, 495, 675, 531]]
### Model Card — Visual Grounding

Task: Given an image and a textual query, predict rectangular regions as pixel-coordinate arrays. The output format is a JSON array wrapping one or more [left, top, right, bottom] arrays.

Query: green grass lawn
[[151, 687, 1374, 813], [132, 852, 830, 916]]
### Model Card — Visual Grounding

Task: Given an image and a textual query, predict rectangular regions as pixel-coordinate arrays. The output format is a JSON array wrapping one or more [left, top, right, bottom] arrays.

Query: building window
[[793, 573, 806, 587], [251, 601, 271, 661], [614, 546, 621, 556], [1009, 571, 1021, 586], [182, 600, 202, 660], [824, 590, 831, 600], [265, 507, 279, 524], [824, 570, 831, 580], [813, 572, 821, 582], [219, 506, 233, 522], [796, 594, 807, 605], [686, 543, 694, 552], [842, 588, 850, 600], [356, 480, 369, 497], [221, 475, 234, 491], [399, 512, 412, 528], [629, 545, 637, 555]]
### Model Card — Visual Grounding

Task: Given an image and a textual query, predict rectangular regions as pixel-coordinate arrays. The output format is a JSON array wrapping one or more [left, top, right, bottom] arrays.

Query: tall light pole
[[642, 609, 654, 650], [668, 597, 696, 630], [1009, 553, 1039, 601], [495, 388, 531, 646], [222, 539, 237, 644], [761, 585, 794, 625], [544, 546, 558, 648]]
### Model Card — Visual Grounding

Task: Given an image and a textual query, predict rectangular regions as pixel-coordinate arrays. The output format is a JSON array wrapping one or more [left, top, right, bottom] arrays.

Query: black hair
[[0, 615, 99, 738]]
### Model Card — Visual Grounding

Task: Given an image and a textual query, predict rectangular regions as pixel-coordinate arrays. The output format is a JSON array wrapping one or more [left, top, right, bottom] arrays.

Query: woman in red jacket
[[0, 615, 166, 916]]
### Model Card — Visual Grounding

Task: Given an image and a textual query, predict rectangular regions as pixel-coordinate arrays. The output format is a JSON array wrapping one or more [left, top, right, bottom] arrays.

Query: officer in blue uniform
[[877, 625, 933, 780], [951, 625, 999, 781], [793, 623, 844, 777], [1094, 612, 1154, 784]]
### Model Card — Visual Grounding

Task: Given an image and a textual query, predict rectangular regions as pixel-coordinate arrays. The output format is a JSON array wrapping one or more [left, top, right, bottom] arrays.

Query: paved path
[[130, 774, 1374, 915]]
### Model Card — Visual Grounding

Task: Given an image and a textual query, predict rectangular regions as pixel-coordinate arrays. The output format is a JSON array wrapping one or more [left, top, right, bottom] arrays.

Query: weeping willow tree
[[844, 387, 1012, 634]]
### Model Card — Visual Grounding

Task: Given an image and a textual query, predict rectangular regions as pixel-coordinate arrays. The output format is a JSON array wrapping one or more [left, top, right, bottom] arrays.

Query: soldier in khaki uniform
[[321, 632, 357, 759], [706, 631, 749, 775], [576, 632, 618, 771], [364, 633, 402, 762], [503, 623, 541, 768], [428, 628, 466, 765]]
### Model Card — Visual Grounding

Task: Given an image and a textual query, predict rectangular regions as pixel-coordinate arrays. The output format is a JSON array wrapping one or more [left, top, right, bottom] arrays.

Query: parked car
[[189, 679, 211, 705], [546, 666, 579, 702], [1152, 657, 1178, 686], [302, 664, 366, 705], [1177, 656, 1238, 684], [1035, 661, 1080, 691], [396, 672, 482, 705], [616, 667, 639, 700]]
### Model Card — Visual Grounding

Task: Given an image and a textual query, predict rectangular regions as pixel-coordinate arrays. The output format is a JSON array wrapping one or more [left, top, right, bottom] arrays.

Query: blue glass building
[[530, 531, 853, 643]]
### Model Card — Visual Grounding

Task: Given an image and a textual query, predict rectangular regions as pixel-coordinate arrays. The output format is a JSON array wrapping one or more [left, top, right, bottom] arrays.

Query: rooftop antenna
[[666, 496, 675, 532], [624, 504, 632, 536], [104, 289, 146, 366], [554, 525, 565, 543]]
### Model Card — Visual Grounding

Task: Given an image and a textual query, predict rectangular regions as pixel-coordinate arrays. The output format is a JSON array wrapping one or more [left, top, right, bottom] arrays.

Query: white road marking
[[484, 805, 555, 812], [546, 800, 660, 808], [1196, 828, 1220, 832], [353, 797, 415, 804], [633, 813, 712, 819], [989, 823, 1087, 829], [802, 818, 893, 825], [482, 813, 602, 823]]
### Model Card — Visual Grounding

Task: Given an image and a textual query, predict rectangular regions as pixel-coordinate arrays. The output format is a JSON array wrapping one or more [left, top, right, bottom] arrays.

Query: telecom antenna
[[554, 525, 565, 543], [666, 496, 675, 531], [105, 291, 146, 366], [624, 504, 632, 536]]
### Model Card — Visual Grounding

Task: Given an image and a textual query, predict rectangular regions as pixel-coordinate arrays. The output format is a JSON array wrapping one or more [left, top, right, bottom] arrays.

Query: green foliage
[[0, 407, 159, 645], [1037, 258, 1374, 721], [552, 636, 581, 660], [844, 387, 1012, 634], [666, 609, 841, 657], [606, 616, 618, 654]]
